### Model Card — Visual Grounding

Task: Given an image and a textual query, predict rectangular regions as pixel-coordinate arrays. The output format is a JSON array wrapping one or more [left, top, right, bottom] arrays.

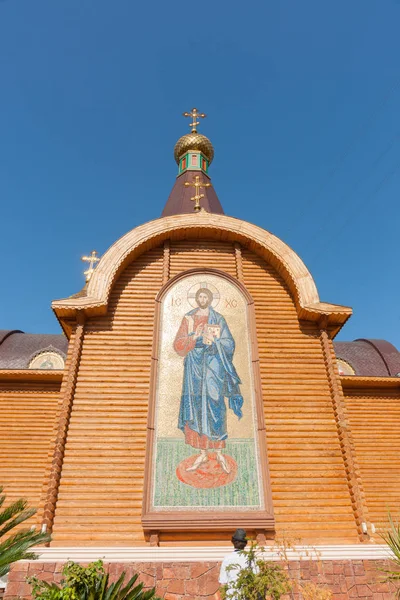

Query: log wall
[[240, 249, 358, 542], [0, 380, 61, 525], [50, 240, 359, 544], [343, 385, 400, 530], [51, 248, 165, 545]]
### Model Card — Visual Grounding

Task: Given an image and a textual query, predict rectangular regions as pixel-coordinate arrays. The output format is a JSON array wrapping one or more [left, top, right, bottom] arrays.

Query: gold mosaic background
[[155, 273, 256, 440]]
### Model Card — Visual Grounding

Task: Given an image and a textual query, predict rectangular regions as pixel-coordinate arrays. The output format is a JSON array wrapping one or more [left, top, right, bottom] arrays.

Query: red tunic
[[174, 313, 208, 356]]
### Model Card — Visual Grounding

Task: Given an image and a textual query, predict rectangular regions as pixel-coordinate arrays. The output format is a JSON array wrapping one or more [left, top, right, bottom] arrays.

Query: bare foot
[[216, 453, 231, 474], [186, 453, 208, 472]]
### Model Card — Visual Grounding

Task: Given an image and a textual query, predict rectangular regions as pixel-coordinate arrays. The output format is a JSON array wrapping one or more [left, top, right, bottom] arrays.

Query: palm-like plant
[[380, 512, 400, 597], [28, 560, 160, 600], [0, 486, 51, 578], [73, 569, 159, 600]]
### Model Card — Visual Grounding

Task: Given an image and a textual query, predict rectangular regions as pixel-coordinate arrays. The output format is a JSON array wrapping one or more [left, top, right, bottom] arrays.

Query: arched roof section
[[334, 339, 400, 377], [0, 330, 23, 346], [52, 213, 352, 334], [0, 331, 67, 369]]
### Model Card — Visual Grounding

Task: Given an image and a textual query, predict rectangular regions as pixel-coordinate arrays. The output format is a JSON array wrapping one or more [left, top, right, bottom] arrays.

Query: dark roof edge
[[0, 330, 24, 346]]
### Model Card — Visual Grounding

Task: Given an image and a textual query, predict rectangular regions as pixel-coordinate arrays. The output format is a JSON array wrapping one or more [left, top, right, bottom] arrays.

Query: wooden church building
[[1, 109, 400, 599]]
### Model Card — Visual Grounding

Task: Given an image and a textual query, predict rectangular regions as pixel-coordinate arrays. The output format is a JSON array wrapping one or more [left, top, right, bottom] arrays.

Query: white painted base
[[27, 544, 390, 563]]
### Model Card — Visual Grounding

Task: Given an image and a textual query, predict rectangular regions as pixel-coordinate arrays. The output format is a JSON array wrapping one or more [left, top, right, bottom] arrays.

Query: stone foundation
[[4, 559, 395, 600]]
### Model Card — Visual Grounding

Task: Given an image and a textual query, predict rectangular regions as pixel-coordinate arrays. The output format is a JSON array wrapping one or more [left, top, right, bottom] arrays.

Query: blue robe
[[176, 307, 244, 442]]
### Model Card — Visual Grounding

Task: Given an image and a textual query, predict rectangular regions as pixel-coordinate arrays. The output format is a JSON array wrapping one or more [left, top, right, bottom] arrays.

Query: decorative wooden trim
[[142, 512, 275, 533], [0, 370, 63, 383], [149, 532, 160, 547], [162, 240, 170, 285], [319, 323, 369, 541], [142, 268, 275, 535], [24, 544, 390, 562], [234, 242, 244, 282], [41, 313, 86, 536], [341, 375, 400, 390], [52, 214, 352, 337]]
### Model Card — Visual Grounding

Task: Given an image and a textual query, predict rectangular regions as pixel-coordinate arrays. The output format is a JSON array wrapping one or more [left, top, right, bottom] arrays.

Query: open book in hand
[[203, 324, 221, 345]]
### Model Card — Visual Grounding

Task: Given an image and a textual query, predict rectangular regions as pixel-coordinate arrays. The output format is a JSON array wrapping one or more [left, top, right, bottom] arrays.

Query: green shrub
[[27, 560, 160, 600], [220, 543, 292, 600]]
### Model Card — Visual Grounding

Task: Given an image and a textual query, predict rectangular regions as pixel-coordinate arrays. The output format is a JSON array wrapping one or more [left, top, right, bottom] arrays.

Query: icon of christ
[[173, 287, 244, 475]]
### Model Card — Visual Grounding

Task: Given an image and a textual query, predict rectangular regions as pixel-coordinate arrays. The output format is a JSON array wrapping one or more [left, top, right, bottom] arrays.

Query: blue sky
[[1, 0, 399, 347]]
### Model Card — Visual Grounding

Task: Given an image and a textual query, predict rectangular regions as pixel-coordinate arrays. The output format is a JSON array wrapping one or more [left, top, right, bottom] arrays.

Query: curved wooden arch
[[155, 266, 255, 305], [52, 213, 352, 332]]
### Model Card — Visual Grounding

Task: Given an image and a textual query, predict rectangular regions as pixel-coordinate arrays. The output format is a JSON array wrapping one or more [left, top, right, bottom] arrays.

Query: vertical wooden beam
[[319, 320, 369, 541], [234, 242, 244, 282], [162, 240, 170, 285], [143, 245, 168, 547], [41, 312, 86, 537]]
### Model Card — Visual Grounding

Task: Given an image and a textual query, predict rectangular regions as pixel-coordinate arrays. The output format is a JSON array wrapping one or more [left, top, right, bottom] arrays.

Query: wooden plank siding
[[240, 249, 358, 543], [169, 240, 237, 278], [0, 381, 61, 526], [343, 386, 400, 530], [47, 240, 361, 545], [51, 248, 164, 544]]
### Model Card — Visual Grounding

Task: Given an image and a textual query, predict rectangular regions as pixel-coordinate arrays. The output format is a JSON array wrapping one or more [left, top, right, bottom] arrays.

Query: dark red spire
[[161, 108, 224, 216], [162, 171, 224, 217]]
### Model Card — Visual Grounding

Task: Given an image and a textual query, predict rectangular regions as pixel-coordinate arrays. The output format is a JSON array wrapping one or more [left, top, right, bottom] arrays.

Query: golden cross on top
[[81, 250, 100, 282], [183, 107, 206, 133], [184, 175, 212, 212]]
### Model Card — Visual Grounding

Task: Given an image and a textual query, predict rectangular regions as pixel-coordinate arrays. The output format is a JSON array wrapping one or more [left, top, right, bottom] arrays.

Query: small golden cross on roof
[[183, 107, 206, 133], [184, 175, 212, 212], [81, 250, 100, 282]]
